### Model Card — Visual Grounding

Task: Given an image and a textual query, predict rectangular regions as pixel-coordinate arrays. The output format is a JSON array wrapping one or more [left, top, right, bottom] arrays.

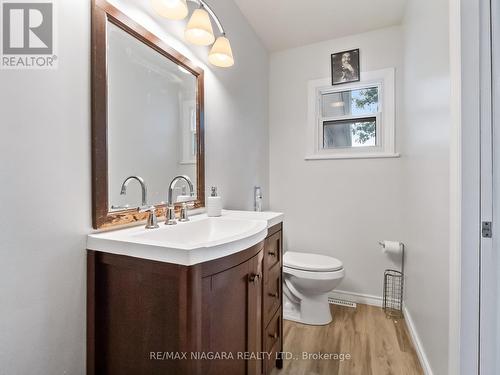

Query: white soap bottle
[[207, 186, 222, 217]]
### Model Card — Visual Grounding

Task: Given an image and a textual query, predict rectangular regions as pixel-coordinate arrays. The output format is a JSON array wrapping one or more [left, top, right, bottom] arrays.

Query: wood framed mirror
[[91, 0, 205, 229]]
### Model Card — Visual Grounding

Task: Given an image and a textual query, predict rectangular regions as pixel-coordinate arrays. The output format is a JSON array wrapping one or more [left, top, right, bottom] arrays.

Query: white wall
[[0, 1, 90, 373], [401, 0, 451, 374], [0, 0, 269, 373], [269, 27, 404, 298], [269, 18, 451, 374]]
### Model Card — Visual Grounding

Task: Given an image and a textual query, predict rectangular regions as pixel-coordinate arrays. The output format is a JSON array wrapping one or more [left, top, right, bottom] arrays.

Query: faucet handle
[[138, 205, 159, 229], [179, 202, 190, 222], [165, 204, 177, 226]]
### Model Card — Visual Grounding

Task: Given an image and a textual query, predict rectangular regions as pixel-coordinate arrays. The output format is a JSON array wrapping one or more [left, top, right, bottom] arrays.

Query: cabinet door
[[201, 250, 263, 375]]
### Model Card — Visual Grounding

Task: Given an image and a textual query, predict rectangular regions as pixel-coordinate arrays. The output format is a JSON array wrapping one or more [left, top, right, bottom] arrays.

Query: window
[[179, 100, 197, 164], [306, 68, 398, 159]]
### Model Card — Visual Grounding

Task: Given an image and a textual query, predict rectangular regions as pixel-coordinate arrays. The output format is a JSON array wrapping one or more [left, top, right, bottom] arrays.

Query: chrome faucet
[[120, 176, 148, 207], [165, 175, 195, 225], [120, 175, 158, 229]]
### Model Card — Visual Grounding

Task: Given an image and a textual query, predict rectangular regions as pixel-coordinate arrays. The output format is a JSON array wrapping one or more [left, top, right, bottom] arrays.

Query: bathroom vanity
[[87, 211, 283, 375], [88, 2, 283, 374]]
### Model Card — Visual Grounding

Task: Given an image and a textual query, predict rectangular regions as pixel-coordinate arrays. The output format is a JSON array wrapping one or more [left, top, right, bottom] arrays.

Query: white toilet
[[283, 251, 345, 325]]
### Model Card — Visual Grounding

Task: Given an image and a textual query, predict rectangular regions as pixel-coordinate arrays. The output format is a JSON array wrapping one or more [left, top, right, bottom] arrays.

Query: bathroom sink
[[87, 210, 282, 265], [130, 216, 267, 249]]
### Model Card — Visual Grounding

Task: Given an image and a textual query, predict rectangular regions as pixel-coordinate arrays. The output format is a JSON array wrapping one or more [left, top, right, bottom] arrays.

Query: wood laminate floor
[[272, 304, 423, 375]]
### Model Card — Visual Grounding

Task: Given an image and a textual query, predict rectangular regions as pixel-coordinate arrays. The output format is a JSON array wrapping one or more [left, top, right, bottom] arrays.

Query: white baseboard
[[403, 306, 433, 375], [328, 289, 383, 307], [328, 291, 432, 375]]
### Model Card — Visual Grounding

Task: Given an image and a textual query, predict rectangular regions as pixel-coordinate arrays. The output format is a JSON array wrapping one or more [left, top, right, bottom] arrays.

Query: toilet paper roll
[[381, 240, 402, 255]]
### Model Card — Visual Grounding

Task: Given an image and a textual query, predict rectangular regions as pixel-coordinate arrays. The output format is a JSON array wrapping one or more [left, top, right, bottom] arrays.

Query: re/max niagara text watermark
[[1, 0, 57, 69], [149, 351, 352, 362]]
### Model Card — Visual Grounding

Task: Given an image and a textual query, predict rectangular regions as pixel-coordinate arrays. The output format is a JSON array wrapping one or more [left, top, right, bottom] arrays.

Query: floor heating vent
[[328, 297, 357, 308]]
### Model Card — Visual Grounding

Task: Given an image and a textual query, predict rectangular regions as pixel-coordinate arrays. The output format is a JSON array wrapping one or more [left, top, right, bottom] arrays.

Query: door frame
[[479, 0, 500, 372], [449, 0, 484, 374], [450, 0, 500, 373]]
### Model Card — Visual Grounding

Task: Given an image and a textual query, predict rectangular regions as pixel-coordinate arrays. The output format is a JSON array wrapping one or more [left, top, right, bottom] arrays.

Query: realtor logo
[[1, 1, 57, 69]]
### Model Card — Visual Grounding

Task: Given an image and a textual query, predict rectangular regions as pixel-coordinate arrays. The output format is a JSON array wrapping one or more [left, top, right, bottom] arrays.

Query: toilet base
[[283, 289, 333, 325]]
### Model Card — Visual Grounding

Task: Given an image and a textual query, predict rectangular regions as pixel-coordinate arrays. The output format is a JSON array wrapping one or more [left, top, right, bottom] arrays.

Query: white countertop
[[216, 210, 284, 228], [87, 210, 283, 266]]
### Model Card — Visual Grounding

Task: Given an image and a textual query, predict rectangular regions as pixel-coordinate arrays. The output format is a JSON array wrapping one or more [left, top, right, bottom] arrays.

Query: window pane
[[323, 117, 376, 149], [321, 87, 379, 117]]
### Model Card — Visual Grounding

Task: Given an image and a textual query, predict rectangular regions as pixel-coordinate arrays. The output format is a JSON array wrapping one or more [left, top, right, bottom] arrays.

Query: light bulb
[[151, 0, 188, 20], [208, 36, 234, 67], [185, 8, 215, 46]]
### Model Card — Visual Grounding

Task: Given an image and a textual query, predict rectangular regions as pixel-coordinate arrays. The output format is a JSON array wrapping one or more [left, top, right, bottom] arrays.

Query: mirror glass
[[106, 21, 198, 211]]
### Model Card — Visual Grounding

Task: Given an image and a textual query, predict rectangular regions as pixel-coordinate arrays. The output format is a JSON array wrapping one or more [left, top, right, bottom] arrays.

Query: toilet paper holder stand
[[379, 241, 405, 319], [378, 241, 404, 275]]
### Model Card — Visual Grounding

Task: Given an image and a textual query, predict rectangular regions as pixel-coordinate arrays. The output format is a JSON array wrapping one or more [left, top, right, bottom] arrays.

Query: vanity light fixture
[[151, 0, 234, 67]]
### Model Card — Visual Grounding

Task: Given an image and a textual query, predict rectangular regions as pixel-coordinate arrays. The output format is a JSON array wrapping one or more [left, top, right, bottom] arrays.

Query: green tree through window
[[352, 87, 378, 144]]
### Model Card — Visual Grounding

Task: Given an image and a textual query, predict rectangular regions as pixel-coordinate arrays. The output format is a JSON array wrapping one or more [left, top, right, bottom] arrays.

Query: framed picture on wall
[[331, 49, 360, 85]]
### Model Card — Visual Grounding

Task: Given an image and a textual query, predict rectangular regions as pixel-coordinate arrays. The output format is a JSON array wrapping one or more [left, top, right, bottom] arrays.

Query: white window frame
[[306, 67, 398, 160]]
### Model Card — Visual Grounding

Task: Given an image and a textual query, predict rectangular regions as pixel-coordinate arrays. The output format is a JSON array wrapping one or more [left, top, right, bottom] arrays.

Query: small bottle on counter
[[207, 186, 222, 217]]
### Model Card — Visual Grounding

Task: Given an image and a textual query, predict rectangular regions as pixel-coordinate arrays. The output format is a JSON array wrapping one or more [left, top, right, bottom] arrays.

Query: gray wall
[[0, 0, 269, 373], [268, 16, 451, 373], [401, 0, 451, 373], [269, 26, 405, 298]]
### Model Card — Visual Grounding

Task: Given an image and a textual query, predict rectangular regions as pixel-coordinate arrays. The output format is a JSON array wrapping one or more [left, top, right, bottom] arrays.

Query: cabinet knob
[[268, 251, 276, 256], [268, 332, 278, 339], [268, 292, 280, 299], [249, 273, 261, 283]]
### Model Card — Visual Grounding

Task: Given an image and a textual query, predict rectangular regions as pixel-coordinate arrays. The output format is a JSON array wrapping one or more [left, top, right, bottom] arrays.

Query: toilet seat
[[284, 251, 343, 272], [283, 266, 345, 280]]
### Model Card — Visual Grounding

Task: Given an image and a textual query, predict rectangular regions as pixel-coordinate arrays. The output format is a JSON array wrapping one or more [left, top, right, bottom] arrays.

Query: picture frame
[[331, 48, 360, 85]]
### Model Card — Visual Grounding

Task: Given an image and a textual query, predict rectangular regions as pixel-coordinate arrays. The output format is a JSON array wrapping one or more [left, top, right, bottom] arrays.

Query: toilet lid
[[283, 252, 343, 272]]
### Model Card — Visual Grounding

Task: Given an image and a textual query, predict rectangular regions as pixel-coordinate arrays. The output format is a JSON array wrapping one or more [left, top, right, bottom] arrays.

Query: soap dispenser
[[207, 186, 222, 217]]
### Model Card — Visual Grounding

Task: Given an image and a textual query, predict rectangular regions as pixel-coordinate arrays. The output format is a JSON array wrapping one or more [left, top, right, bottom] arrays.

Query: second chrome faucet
[[165, 175, 195, 225]]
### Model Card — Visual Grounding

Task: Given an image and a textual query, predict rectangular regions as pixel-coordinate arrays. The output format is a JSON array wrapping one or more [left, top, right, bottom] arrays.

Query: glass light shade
[[151, 0, 188, 20], [208, 36, 234, 67], [184, 8, 215, 46]]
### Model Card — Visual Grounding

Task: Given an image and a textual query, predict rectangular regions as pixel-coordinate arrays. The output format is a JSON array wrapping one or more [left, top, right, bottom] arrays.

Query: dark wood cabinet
[[87, 223, 283, 375], [262, 224, 283, 374], [201, 250, 263, 375]]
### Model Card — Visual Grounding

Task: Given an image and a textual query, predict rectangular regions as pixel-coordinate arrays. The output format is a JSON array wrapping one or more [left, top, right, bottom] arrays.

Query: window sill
[[304, 152, 400, 160]]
